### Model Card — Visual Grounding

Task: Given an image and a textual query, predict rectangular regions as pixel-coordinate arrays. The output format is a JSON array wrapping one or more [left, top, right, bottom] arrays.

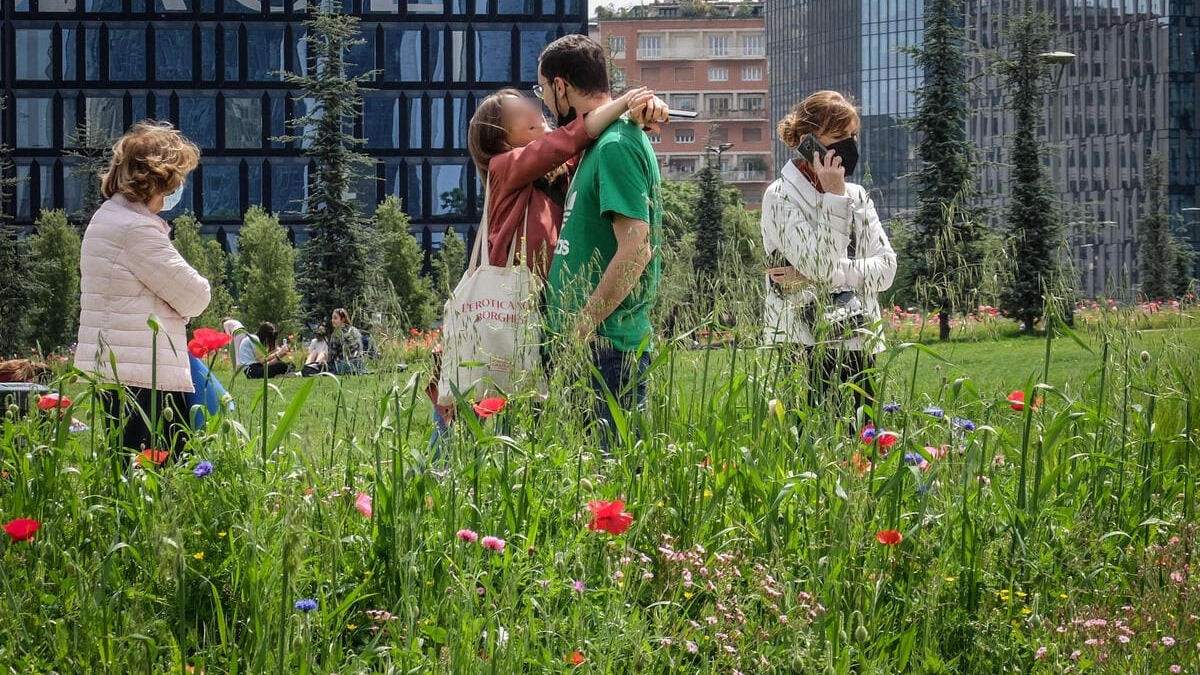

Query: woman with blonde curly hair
[[75, 120, 211, 456], [760, 91, 897, 420]]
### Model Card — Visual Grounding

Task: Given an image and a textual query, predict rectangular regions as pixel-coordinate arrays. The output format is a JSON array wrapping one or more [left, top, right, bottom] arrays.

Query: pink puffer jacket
[[74, 194, 211, 392]]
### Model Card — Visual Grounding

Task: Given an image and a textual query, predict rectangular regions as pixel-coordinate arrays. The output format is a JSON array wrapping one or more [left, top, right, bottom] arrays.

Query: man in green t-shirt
[[537, 34, 663, 446]]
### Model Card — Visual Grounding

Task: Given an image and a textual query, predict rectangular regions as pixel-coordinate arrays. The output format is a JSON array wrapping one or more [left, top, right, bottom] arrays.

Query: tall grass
[[1, 298, 1199, 673]]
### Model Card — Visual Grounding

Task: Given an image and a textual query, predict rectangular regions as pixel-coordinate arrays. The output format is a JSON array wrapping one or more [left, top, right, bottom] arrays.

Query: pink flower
[[481, 535, 505, 552], [355, 492, 373, 518], [1171, 666, 1182, 674], [1163, 636, 1177, 647], [686, 641, 698, 654], [1035, 647, 1047, 661], [456, 529, 479, 543], [572, 580, 586, 593]]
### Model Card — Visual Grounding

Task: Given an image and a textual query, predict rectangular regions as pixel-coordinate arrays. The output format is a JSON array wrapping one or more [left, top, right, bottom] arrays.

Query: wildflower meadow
[[2, 301, 1199, 674]]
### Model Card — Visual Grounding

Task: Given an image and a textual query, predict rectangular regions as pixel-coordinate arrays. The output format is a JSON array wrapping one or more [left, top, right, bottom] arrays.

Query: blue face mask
[[162, 184, 185, 212]]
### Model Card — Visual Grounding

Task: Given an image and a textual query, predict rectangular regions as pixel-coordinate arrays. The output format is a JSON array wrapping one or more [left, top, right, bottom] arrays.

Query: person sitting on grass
[[302, 325, 330, 376], [329, 308, 365, 375], [237, 321, 293, 379]]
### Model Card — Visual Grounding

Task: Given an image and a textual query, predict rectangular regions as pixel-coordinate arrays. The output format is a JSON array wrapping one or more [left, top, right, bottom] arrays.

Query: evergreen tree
[[370, 196, 433, 331], [1168, 233, 1196, 297], [430, 227, 466, 318], [26, 210, 81, 352], [280, 3, 376, 327], [997, 12, 1062, 333], [0, 225, 32, 357], [1137, 154, 1177, 300], [236, 207, 300, 335], [63, 124, 113, 222], [900, 0, 985, 340], [172, 214, 234, 329], [692, 165, 728, 289]]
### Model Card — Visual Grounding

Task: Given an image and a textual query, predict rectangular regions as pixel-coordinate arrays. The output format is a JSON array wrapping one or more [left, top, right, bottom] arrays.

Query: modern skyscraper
[[1, 0, 586, 251]]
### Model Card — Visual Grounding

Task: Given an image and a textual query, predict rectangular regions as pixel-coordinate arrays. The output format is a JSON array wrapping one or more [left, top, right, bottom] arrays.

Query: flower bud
[[162, 406, 174, 422], [768, 398, 785, 423], [854, 624, 869, 644], [1139, 350, 1151, 363]]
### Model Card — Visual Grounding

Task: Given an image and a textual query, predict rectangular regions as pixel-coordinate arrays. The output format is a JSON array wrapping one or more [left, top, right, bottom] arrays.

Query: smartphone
[[796, 133, 828, 161], [667, 108, 699, 118]]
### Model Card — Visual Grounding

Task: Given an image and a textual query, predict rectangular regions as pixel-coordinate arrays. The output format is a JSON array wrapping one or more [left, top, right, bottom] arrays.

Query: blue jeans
[[590, 343, 650, 449]]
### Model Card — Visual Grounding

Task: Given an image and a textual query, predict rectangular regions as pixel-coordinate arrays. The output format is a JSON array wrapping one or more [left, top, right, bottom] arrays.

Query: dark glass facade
[[1, 0, 585, 248]]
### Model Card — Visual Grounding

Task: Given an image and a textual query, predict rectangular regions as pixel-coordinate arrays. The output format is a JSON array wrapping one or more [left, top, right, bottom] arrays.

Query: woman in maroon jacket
[[466, 86, 660, 277]]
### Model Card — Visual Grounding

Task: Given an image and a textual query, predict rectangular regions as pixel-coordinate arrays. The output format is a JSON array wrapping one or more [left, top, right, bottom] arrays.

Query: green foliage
[[172, 214, 235, 331], [430, 226, 467, 317], [0, 224, 33, 356], [236, 206, 300, 335], [899, 0, 987, 340], [281, 3, 376, 328], [997, 12, 1062, 332], [366, 196, 433, 331], [25, 210, 81, 352], [692, 166, 728, 290], [1137, 154, 1190, 300], [62, 124, 113, 221]]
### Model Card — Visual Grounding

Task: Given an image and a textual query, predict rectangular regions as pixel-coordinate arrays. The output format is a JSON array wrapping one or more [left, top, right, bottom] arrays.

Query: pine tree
[[691, 165, 728, 304], [236, 207, 300, 335], [1168, 234, 1196, 297], [430, 227, 466, 318], [63, 124, 113, 222], [900, 0, 985, 340], [280, 3, 376, 327], [25, 209, 82, 353], [172, 214, 234, 330], [1136, 154, 1177, 300], [0, 95, 32, 356], [997, 11, 1062, 333], [370, 196, 433, 331]]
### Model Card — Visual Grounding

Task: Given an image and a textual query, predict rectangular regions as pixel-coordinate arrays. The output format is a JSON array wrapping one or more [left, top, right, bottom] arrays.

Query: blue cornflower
[[903, 452, 924, 465], [882, 402, 902, 413], [295, 598, 318, 612], [193, 460, 214, 478], [952, 417, 977, 432], [923, 406, 945, 419]]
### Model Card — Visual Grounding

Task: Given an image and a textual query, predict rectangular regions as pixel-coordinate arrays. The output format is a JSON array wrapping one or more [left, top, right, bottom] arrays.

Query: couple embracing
[[434, 35, 666, 445]]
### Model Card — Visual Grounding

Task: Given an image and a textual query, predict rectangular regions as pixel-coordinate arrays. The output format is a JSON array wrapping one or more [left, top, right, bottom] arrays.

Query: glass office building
[[769, 0, 1198, 295], [765, 0, 925, 222], [1, 0, 586, 249]]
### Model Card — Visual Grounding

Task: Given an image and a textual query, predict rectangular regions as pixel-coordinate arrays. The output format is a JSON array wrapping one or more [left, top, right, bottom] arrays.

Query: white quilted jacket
[[74, 195, 211, 392]]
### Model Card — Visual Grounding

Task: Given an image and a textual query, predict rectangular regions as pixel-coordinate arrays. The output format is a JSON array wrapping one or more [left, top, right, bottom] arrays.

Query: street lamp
[[705, 142, 734, 171], [1039, 51, 1077, 301]]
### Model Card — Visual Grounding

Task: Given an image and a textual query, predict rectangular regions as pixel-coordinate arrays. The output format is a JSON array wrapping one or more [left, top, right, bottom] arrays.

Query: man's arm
[[572, 214, 652, 341]]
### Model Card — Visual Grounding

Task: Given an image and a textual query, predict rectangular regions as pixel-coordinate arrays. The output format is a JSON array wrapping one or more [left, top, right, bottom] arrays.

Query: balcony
[[638, 46, 765, 60], [723, 170, 768, 182], [702, 107, 768, 120]]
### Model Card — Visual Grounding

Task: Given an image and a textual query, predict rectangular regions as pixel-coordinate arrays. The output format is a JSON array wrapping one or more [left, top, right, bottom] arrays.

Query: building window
[[647, 133, 661, 144], [497, 0, 535, 12], [520, 29, 555, 82], [741, 95, 764, 111], [741, 65, 763, 81], [675, 128, 695, 143], [432, 163, 468, 216], [476, 30, 512, 82], [708, 67, 728, 82], [364, 95, 401, 149], [178, 95, 217, 149], [607, 35, 626, 59], [742, 127, 762, 142], [272, 163, 308, 214], [246, 26, 285, 81], [672, 94, 696, 111], [156, 28, 194, 81], [742, 33, 763, 56], [638, 34, 661, 58], [225, 97, 263, 149], [612, 67, 626, 89], [85, 96, 124, 141], [707, 95, 731, 114], [408, 0, 440, 12], [109, 28, 147, 81], [641, 66, 660, 84], [16, 98, 54, 148], [15, 29, 53, 81], [674, 67, 694, 83], [202, 163, 241, 219], [708, 34, 729, 57], [385, 29, 423, 82]]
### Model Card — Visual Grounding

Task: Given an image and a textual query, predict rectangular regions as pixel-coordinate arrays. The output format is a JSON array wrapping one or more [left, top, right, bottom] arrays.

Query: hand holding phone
[[795, 133, 828, 163]]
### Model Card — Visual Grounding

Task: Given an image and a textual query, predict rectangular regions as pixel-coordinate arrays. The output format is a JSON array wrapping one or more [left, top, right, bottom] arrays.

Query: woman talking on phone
[[760, 91, 897, 418]]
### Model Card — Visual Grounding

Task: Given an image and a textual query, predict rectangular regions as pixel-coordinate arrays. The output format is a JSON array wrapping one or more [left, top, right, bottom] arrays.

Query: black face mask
[[551, 87, 577, 128], [827, 137, 859, 176]]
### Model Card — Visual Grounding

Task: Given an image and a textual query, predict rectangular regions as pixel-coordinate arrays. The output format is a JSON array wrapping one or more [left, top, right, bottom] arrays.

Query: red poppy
[[188, 327, 233, 358], [473, 397, 507, 418], [37, 393, 72, 411], [875, 529, 903, 546], [566, 651, 585, 666], [4, 518, 40, 542], [587, 500, 633, 535], [1007, 391, 1042, 411], [860, 425, 899, 448], [138, 449, 170, 467]]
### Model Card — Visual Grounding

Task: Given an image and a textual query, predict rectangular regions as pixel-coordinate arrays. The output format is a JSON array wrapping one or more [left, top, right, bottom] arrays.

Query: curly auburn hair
[[101, 120, 200, 204], [776, 91, 861, 149]]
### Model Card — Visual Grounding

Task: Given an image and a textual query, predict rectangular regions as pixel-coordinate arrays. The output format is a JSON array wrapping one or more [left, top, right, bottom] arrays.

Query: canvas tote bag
[[437, 185, 543, 405]]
